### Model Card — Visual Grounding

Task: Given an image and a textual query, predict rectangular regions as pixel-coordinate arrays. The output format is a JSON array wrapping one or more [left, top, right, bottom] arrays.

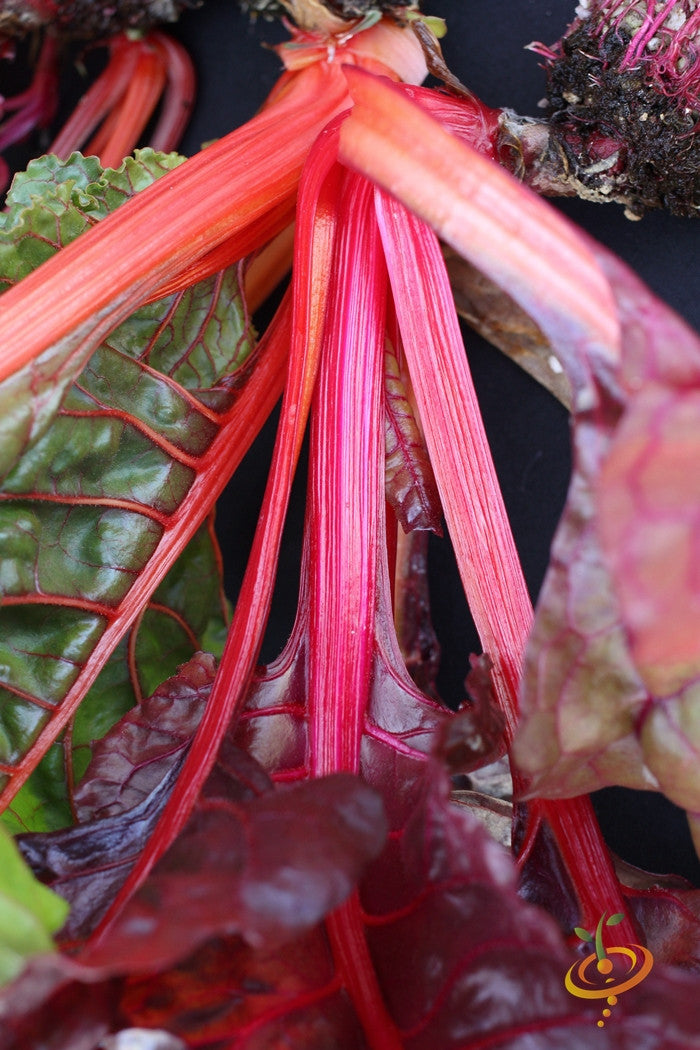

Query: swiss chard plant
[[0, 1, 700, 1047]]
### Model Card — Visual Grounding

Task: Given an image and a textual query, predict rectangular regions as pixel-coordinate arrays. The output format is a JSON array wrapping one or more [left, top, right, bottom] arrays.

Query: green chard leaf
[[0, 151, 188, 482], [0, 152, 260, 830], [0, 822, 68, 985]]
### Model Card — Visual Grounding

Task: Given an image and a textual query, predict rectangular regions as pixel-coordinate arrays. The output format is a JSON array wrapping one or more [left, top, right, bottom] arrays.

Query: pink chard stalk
[[1, 1, 700, 1046]]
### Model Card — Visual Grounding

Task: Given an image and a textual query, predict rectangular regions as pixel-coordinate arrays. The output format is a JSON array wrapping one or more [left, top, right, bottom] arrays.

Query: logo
[[564, 912, 654, 1028]]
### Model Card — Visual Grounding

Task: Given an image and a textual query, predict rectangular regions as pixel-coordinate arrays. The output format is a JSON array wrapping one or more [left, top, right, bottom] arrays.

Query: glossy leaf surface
[[10, 763, 700, 1048], [0, 151, 262, 823]]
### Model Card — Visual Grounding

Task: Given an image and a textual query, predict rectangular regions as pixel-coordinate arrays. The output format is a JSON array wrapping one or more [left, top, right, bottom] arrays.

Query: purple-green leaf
[[516, 243, 700, 831], [0, 152, 258, 828]]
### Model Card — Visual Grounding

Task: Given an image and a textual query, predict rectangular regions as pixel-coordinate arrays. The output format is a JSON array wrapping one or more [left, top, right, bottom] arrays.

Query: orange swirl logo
[[564, 912, 653, 1027]]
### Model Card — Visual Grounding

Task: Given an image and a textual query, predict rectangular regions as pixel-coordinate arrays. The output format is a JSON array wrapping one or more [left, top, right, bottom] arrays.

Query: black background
[[5, 0, 700, 883]]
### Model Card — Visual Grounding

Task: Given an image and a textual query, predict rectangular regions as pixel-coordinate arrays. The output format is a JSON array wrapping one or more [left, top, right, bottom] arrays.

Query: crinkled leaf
[[74, 651, 216, 822], [0, 956, 117, 1050], [618, 860, 700, 968], [0, 152, 262, 825], [10, 772, 700, 1048], [16, 651, 386, 950], [0, 151, 186, 482], [383, 335, 442, 533], [117, 780, 582, 1049], [17, 757, 182, 944], [81, 770, 386, 971], [515, 247, 700, 822], [2, 520, 227, 834]]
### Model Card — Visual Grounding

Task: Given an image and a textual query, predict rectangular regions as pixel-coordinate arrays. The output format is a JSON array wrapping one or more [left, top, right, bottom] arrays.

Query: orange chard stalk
[[47, 33, 173, 167], [53, 31, 195, 167], [0, 18, 426, 389]]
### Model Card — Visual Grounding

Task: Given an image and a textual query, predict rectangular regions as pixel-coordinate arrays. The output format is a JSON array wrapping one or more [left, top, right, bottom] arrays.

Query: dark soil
[[545, 23, 700, 217], [239, 0, 415, 22], [0, 0, 198, 40]]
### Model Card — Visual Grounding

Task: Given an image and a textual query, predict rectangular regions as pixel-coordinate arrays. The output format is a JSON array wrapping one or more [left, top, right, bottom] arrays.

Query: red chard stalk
[[0, 32, 58, 189], [46, 31, 195, 172], [0, 1, 197, 191]]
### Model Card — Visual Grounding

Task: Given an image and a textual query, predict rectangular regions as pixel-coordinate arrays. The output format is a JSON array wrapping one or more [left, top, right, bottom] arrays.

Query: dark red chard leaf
[[0, 954, 120, 1050], [383, 333, 442, 534], [394, 529, 442, 699], [17, 752, 184, 943], [116, 786, 579, 1049], [80, 771, 386, 972], [26, 778, 700, 1049], [120, 932, 366, 1050], [16, 652, 386, 950], [73, 650, 216, 822], [121, 825, 700, 1048], [437, 654, 506, 775], [0, 152, 287, 825], [9, 779, 700, 1050], [614, 859, 700, 969]]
